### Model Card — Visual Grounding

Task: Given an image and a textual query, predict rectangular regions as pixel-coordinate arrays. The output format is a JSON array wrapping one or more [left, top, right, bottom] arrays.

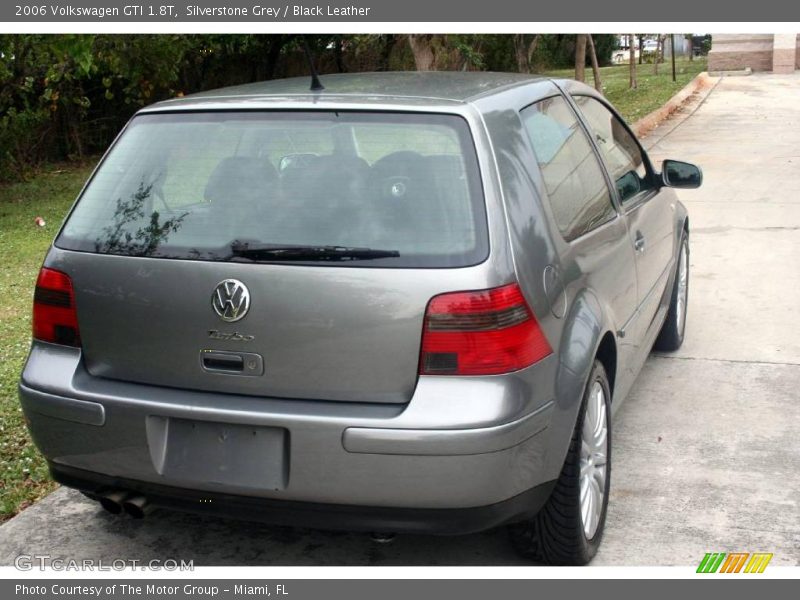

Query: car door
[[570, 94, 675, 355]]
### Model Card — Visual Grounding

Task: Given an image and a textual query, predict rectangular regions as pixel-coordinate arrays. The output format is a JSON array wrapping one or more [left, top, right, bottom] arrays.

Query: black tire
[[654, 232, 689, 352], [508, 361, 612, 565]]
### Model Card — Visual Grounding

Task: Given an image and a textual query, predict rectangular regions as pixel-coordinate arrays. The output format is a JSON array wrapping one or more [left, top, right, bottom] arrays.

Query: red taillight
[[32, 267, 80, 347], [419, 283, 551, 376]]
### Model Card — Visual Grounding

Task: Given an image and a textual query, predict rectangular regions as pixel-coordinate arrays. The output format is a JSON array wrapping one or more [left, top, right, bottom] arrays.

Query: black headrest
[[371, 151, 431, 180], [204, 157, 278, 205], [281, 154, 370, 204]]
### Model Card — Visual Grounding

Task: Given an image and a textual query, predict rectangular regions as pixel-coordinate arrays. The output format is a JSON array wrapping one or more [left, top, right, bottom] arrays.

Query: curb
[[631, 72, 717, 138], [708, 67, 752, 77]]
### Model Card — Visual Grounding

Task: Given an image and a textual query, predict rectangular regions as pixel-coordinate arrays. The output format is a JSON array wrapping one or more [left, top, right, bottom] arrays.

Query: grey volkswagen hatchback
[[19, 72, 701, 565]]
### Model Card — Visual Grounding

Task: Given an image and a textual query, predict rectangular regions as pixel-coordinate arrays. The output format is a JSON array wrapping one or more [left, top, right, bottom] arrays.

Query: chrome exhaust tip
[[369, 532, 397, 544], [98, 491, 129, 515], [121, 495, 153, 519]]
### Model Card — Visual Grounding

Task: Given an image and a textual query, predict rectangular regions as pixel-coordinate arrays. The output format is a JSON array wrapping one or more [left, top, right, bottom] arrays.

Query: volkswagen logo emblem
[[390, 181, 406, 198], [211, 279, 250, 322]]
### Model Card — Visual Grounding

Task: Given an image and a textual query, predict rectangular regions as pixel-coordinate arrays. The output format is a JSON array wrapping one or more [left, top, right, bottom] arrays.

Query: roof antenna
[[302, 36, 325, 92]]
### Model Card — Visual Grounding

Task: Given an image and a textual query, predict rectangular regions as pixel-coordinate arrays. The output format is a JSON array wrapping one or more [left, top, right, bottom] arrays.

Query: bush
[[0, 108, 51, 182], [531, 34, 617, 69], [0, 33, 623, 185]]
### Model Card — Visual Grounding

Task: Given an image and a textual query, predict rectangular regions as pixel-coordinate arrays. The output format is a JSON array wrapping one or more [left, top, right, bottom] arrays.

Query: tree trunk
[[670, 35, 676, 82], [514, 34, 529, 73], [687, 35, 694, 61], [514, 33, 529, 73], [587, 35, 603, 93], [333, 37, 344, 73], [379, 35, 397, 71], [638, 35, 644, 64], [628, 34, 637, 89], [408, 34, 438, 71], [575, 34, 587, 82], [527, 35, 540, 69], [264, 34, 289, 81], [653, 35, 660, 75]]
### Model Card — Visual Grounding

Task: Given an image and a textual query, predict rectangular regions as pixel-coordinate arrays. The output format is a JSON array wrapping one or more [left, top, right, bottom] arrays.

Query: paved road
[[2, 73, 799, 566]]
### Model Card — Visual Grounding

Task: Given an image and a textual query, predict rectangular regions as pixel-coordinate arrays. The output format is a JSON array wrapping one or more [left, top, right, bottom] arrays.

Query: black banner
[[3, 0, 799, 22], [5, 579, 797, 600]]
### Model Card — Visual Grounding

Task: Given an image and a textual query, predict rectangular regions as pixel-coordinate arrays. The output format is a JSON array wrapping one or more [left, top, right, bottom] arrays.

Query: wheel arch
[[541, 287, 616, 480], [595, 332, 617, 402]]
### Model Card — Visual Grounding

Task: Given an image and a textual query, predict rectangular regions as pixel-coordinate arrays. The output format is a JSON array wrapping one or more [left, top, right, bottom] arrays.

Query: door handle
[[634, 232, 646, 253], [201, 350, 264, 376], [202, 352, 244, 372]]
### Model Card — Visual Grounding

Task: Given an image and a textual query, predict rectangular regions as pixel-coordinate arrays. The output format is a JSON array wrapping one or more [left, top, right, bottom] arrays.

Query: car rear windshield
[[56, 111, 488, 268]]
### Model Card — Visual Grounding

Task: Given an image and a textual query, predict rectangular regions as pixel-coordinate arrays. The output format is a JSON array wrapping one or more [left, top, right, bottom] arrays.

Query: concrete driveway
[[2, 73, 799, 566]]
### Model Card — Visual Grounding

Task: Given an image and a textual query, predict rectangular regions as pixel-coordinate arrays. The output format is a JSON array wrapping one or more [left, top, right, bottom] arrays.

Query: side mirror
[[661, 159, 703, 189]]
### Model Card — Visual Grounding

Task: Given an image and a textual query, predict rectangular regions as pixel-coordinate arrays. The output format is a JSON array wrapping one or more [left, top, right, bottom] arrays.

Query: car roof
[[148, 71, 552, 109]]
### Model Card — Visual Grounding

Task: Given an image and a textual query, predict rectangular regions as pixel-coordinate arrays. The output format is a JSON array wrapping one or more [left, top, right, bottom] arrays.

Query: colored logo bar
[[697, 552, 773, 573]]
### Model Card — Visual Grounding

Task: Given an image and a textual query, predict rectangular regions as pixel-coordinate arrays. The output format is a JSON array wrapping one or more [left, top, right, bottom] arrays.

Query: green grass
[[0, 161, 95, 521], [546, 57, 708, 123]]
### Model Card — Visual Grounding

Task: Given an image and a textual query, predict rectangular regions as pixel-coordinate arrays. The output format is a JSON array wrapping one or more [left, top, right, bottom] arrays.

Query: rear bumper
[[51, 463, 556, 535], [20, 343, 560, 526]]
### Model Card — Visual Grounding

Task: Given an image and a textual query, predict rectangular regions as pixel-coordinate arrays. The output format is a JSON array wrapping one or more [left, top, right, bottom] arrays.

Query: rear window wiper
[[227, 243, 400, 262]]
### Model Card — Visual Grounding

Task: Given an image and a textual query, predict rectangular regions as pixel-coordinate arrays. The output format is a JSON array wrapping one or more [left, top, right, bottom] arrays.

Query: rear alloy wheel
[[654, 233, 689, 351], [509, 360, 611, 565]]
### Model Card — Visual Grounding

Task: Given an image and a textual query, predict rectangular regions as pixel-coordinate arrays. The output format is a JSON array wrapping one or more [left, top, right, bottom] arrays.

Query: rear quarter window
[[520, 96, 616, 242]]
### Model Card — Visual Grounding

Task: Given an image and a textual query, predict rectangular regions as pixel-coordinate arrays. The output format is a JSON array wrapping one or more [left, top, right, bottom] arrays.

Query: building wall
[[708, 34, 776, 72], [773, 34, 797, 73]]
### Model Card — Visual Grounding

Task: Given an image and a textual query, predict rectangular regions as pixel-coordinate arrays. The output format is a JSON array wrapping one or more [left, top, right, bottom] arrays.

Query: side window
[[520, 96, 616, 242], [573, 95, 653, 206]]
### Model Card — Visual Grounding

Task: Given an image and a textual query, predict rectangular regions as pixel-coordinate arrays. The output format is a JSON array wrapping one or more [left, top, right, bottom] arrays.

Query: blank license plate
[[148, 417, 288, 492]]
